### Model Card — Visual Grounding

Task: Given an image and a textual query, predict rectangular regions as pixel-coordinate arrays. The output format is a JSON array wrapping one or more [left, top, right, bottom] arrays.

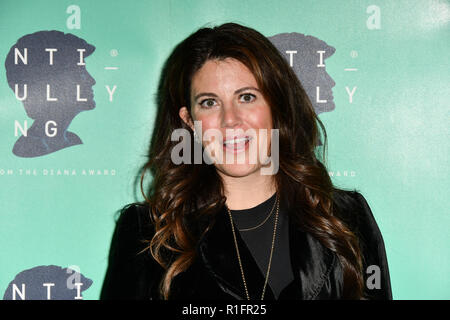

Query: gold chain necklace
[[236, 194, 278, 232], [226, 194, 279, 300]]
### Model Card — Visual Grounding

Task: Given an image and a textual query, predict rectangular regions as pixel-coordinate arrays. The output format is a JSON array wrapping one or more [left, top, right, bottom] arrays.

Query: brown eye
[[240, 93, 256, 103], [199, 99, 217, 108]]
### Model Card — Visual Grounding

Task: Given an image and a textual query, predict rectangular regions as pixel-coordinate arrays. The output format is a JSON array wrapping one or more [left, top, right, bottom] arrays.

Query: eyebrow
[[193, 86, 261, 101]]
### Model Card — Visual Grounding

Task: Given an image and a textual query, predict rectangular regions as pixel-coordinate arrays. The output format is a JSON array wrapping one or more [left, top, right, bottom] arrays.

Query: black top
[[229, 192, 294, 299], [100, 190, 393, 300]]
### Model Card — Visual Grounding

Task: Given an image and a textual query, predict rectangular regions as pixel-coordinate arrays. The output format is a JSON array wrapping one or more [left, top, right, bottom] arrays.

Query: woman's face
[[179, 57, 273, 178]]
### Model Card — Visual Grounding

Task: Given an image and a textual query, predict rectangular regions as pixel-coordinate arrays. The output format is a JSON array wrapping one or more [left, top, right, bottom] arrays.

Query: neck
[[218, 170, 277, 210]]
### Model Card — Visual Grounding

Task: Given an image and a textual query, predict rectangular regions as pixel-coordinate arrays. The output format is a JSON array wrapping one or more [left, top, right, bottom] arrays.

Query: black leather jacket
[[100, 190, 392, 300]]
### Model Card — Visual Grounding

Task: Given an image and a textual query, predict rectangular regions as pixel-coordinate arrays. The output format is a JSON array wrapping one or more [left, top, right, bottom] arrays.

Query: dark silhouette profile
[[269, 33, 336, 115], [4, 30, 96, 158], [3, 265, 92, 300]]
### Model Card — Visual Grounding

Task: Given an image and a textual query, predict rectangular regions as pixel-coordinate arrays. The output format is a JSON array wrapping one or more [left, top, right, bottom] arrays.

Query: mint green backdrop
[[0, 0, 448, 299]]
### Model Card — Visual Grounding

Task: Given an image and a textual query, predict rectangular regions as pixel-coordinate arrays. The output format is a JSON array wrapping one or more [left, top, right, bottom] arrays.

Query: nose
[[87, 72, 96, 86], [329, 75, 335, 88], [325, 71, 335, 88], [81, 69, 96, 86], [221, 102, 241, 128]]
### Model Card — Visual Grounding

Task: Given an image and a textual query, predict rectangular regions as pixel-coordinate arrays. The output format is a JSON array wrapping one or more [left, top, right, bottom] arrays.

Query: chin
[[83, 102, 96, 110], [216, 163, 261, 178]]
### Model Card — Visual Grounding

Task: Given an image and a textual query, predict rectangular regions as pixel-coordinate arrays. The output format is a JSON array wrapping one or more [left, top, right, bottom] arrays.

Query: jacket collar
[[197, 203, 336, 300]]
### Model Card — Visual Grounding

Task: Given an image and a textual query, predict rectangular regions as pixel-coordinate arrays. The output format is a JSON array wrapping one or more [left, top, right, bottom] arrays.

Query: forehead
[[191, 58, 258, 95]]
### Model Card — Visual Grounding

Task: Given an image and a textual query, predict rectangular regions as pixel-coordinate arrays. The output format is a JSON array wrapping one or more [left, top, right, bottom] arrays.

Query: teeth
[[224, 137, 250, 145]]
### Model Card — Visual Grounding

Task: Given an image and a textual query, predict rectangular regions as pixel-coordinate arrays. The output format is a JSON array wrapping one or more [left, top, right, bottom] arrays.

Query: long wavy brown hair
[[137, 22, 364, 299]]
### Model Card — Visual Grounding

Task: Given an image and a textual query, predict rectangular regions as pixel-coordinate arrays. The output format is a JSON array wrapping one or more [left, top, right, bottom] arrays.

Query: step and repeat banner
[[0, 0, 448, 300]]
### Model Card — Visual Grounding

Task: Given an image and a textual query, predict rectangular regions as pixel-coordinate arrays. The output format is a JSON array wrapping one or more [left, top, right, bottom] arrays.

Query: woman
[[100, 22, 392, 300]]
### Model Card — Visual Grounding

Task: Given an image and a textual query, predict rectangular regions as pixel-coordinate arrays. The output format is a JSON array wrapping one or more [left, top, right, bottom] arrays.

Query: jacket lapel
[[287, 214, 337, 299], [197, 204, 337, 300]]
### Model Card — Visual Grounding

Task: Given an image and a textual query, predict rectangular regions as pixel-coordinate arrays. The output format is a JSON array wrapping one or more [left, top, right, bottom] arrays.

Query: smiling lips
[[223, 136, 252, 153]]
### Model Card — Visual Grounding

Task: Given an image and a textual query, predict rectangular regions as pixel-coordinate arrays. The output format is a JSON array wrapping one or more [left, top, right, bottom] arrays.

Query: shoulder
[[331, 188, 385, 267], [100, 202, 162, 300], [107, 202, 157, 264], [331, 188, 379, 241], [332, 188, 392, 299], [115, 202, 155, 239]]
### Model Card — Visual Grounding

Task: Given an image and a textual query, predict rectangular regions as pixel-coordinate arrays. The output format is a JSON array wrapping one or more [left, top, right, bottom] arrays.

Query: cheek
[[192, 113, 219, 132], [246, 105, 273, 130]]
